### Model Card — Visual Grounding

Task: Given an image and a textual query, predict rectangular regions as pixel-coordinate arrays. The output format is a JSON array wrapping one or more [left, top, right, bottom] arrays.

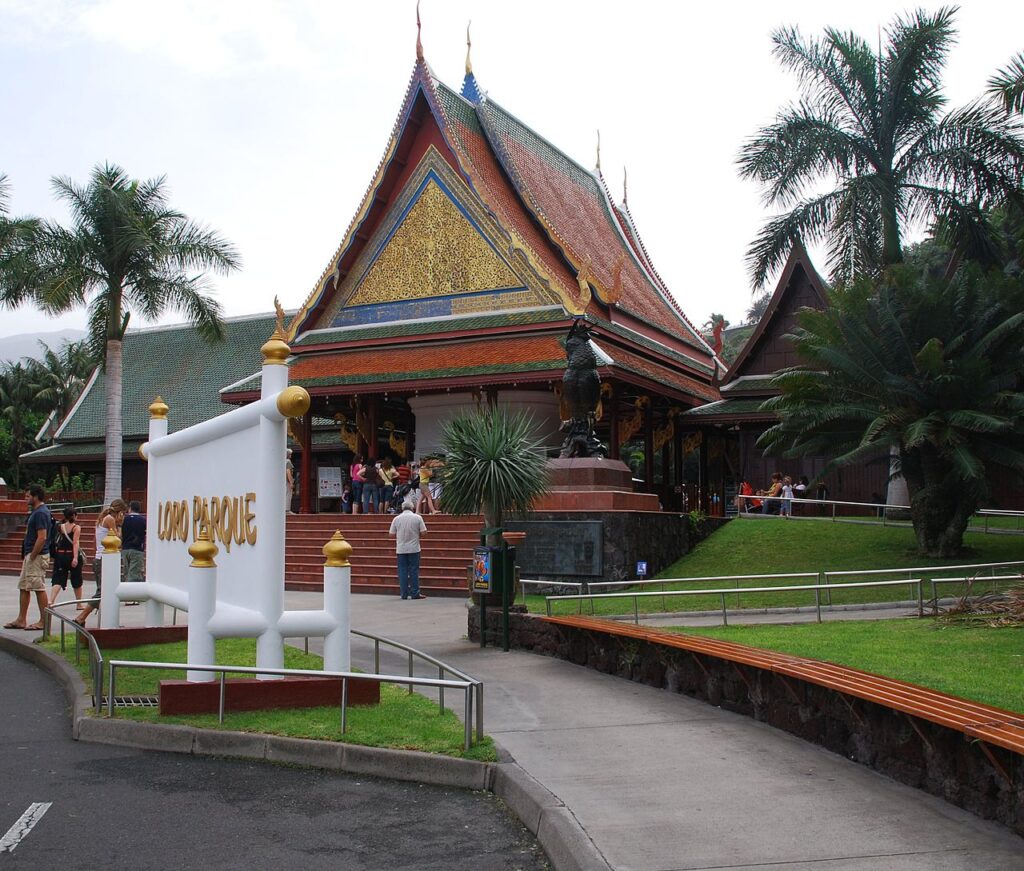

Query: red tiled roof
[[603, 345, 721, 403], [476, 100, 709, 352], [288, 335, 566, 388]]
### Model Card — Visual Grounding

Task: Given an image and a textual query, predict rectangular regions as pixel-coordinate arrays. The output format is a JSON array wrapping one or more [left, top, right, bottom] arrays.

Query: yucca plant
[[760, 264, 1024, 557], [440, 405, 550, 547]]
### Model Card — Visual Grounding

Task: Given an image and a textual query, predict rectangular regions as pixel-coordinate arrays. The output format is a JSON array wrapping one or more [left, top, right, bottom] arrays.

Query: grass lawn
[[670, 618, 1024, 714], [43, 636, 495, 761], [532, 518, 1024, 617]]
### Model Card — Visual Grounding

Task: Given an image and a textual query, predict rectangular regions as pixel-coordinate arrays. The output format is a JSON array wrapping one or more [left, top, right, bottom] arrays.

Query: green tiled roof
[[680, 399, 773, 418], [294, 307, 566, 347], [21, 440, 145, 462], [55, 314, 278, 441]]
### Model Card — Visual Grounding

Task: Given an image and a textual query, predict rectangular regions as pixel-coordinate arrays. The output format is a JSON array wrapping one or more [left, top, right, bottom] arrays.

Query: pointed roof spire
[[460, 18, 482, 103], [595, 129, 602, 174], [622, 165, 628, 208], [415, 0, 423, 61]]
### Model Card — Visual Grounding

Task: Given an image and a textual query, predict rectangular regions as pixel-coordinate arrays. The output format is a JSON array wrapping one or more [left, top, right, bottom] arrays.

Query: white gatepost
[[186, 527, 218, 682], [99, 532, 122, 630], [144, 396, 169, 628], [322, 531, 352, 672]]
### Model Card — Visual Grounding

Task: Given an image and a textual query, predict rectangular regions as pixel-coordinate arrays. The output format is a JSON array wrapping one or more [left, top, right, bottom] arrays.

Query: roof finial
[[465, 20, 473, 75], [623, 165, 628, 208], [415, 0, 423, 61], [595, 129, 602, 173]]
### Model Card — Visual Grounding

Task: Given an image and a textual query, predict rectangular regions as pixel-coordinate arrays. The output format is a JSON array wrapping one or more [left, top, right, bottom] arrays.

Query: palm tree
[[12, 163, 239, 503], [440, 405, 550, 547], [989, 52, 1024, 116], [760, 264, 1024, 557], [0, 362, 44, 488], [0, 174, 39, 305], [26, 339, 96, 440], [738, 7, 1024, 288]]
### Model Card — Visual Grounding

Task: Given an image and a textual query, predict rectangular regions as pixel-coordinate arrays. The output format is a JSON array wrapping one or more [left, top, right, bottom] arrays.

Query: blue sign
[[636, 561, 648, 577]]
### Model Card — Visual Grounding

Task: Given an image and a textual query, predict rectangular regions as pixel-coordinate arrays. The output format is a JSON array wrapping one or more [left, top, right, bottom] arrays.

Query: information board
[[508, 521, 603, 576], [318, 467, 343, 498]]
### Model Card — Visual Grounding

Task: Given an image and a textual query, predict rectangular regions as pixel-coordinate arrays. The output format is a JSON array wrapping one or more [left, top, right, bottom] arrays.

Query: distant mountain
[[0, 329, 88, 364]]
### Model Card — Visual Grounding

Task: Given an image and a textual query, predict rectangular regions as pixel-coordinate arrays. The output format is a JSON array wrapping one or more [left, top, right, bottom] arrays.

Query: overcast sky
[[2, 0, 1022, 341]]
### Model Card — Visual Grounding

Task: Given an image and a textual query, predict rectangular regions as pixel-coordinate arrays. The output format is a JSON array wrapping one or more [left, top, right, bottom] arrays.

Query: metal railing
[[734, 495, 1024, 533], [517, 579, 586, 611], [45, 600, 104, 713], [822, 560, 1024, 606], [107, 659, 481, 751], [928, 574, 1024, 615], [349, 628, 484, 745], [545, 577, 926, 625]]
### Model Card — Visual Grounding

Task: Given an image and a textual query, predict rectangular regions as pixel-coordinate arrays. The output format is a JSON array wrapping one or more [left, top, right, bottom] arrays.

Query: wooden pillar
[[366, 396, 380, 460], [643, 400, 654, 491], [299, 413, 313, 514], [608, 382, 620, 460], [698, 429, 710, 513]]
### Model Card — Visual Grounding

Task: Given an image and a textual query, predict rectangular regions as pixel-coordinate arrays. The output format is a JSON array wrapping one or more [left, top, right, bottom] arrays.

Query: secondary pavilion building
[[221, 43, 723, 513]]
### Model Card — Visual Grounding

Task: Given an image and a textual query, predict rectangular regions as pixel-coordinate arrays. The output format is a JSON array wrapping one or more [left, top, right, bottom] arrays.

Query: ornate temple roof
[[285, 46, 720, 394]]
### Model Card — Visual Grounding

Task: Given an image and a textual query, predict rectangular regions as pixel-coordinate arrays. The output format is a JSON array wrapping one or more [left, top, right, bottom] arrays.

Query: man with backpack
[[4, 484, 53, 631]]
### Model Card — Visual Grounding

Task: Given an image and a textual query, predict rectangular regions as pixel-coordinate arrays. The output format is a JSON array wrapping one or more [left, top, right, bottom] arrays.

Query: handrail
[[824, 560, 1024, 579], [590, 571, 818, 591], [928, 574, 1024, 615], [348, 627, 485, 744], [545, 577, 925, 626], [107, 659, 479, 751], [45, 600, 104, 713]]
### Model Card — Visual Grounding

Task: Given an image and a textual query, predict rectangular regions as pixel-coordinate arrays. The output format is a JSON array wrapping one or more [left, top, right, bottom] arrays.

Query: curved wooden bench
[[542, 615, 1024, 764]]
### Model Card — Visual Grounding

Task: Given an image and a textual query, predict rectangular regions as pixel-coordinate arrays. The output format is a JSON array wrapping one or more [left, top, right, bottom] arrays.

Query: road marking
[[0, 802, 52, 853]]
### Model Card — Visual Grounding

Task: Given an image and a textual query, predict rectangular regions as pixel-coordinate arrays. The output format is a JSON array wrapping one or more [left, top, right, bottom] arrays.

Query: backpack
[[51, 520, 75, 557]]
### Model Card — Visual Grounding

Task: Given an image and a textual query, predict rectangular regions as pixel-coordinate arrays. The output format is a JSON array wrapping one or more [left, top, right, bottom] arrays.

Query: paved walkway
[[2, 581, 1022, 870]]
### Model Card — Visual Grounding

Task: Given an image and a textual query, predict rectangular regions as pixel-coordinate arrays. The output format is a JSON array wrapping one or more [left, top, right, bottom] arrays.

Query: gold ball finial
[[149, 396, 169, 419], [102, 532, 122, 554], [261, 334, 291, 365], [188, 525, 219, 568], [276, 385, 311, 419], [323, 530, 352, 567]]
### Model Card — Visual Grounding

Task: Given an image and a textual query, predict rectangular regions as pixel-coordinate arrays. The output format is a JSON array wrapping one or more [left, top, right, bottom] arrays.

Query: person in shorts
[[5, 485, 53, 631], [49, 507, 84, 608]]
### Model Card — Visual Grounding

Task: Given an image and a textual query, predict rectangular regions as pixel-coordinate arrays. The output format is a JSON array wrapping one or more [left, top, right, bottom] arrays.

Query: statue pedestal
[[535, 458, 661, 511]]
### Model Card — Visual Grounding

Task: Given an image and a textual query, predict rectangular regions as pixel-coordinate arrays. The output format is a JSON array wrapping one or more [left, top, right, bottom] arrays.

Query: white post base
[[323, 565, 351, 672], [99, 552, 122, 630], [256, 629, 284, 680], [187, 564, 217, 682]]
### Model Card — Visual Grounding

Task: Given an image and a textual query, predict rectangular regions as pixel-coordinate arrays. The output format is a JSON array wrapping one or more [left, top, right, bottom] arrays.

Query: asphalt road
[[0, 650, 548, 870]]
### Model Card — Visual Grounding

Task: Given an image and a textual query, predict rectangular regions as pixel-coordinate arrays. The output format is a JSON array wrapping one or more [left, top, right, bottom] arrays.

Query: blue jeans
[[397, 551, 421, 598], [362, 482, 380, 513], [351, 480, 363, 508]]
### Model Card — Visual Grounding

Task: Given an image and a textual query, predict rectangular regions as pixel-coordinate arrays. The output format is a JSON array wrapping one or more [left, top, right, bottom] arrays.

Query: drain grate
[[100, 695, 160, 708]]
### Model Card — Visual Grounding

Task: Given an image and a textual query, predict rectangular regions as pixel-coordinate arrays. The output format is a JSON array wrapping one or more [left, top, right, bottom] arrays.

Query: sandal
[[4, 621, 25, 629], [25, 623, 44, 631]]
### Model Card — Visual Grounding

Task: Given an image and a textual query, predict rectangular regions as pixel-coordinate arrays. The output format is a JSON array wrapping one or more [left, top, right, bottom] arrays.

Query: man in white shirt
[[389, 499, 427, 600]]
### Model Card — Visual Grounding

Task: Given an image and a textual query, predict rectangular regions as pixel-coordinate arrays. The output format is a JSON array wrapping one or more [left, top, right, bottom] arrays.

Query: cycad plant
[[760, 264, 1024, 557], [440, 405, 550, 547]]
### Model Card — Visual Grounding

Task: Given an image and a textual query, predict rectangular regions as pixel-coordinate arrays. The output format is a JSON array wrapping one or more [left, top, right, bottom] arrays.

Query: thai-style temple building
[[214, 40, 723, 513]]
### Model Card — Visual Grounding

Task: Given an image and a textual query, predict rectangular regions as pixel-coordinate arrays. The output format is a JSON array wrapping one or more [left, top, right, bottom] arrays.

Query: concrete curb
[[0, 631, 607, 871]]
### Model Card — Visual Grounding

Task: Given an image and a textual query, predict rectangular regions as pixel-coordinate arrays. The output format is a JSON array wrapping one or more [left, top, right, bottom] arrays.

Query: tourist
[[341, 482, 353, 514], [389, 499, 427, 600], [396, 459, 411, 487], [121, 501, 146, 583], [780, 476, 794, 518], [350, 454, 366, 514], [378, 457, 399, 513], [48, 507, 84, 609], [416, 458, 437, 515], [763, 473, 783, 515], [285, 448, 295, 513], [362, 456, 380, 514], [736, 480, 754, 513], [793, 476, 809, 515], [76, 499, 126, 627], [5, 485, 54, 631], [428, 455, 445, 513]]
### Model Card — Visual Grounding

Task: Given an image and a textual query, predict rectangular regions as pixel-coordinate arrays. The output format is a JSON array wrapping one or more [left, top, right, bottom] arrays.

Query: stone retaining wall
[[468, 607, 1024, 836]]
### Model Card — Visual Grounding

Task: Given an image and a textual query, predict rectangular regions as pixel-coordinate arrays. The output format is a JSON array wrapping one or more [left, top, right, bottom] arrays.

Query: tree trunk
[[103, 337, 123, 505], [903, 447, 977, 558], [880, 185, 903, 268]]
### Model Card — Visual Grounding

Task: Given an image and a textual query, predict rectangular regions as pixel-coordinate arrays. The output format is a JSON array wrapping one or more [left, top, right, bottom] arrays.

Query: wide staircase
[[0, 511, 480, 597]]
